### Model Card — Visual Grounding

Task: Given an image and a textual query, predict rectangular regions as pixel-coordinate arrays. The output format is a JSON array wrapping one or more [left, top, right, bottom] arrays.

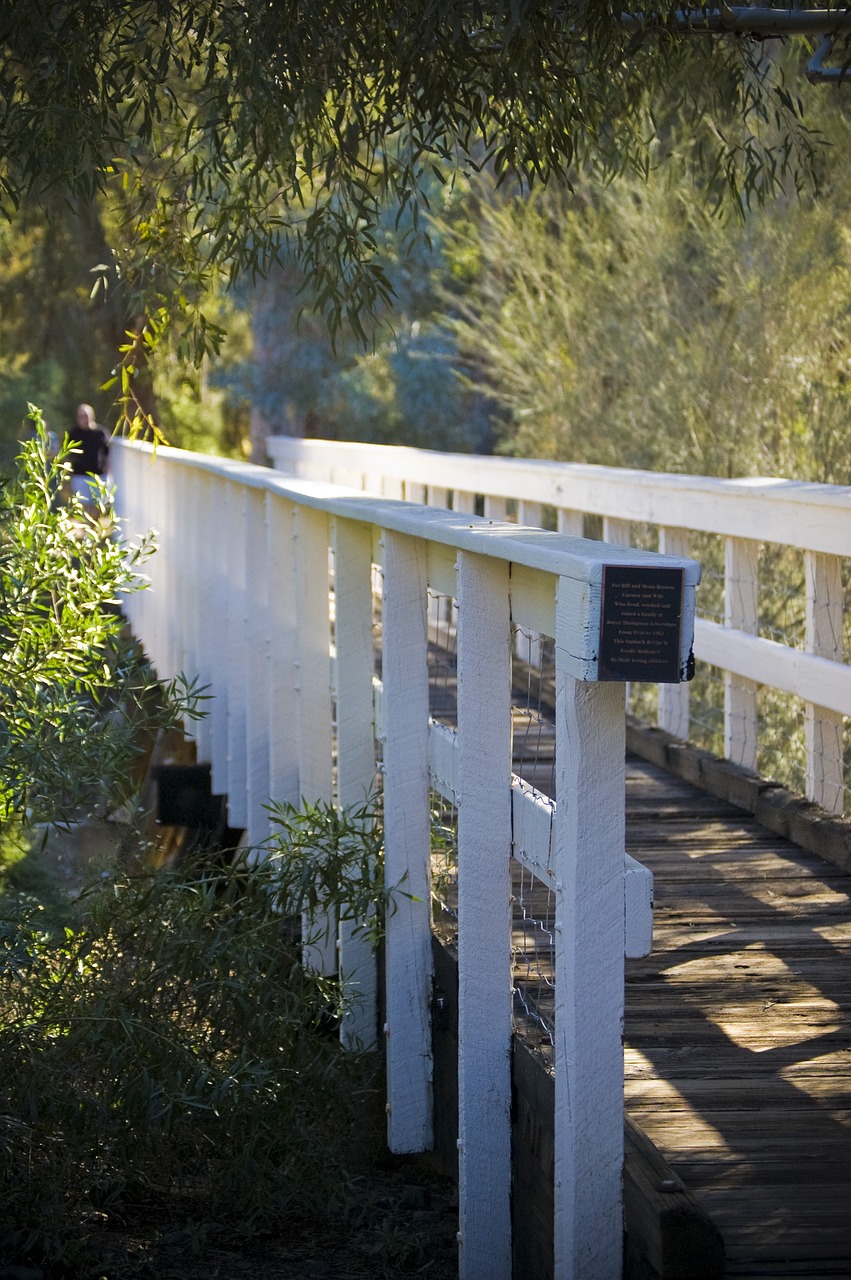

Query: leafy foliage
[[0, 411, 201, 827], [264, 795, 398, 954], [0, 843, 380, 1273], [236, 192, 494, 451], [440, 140, 851, 483], [0, 0, 822, 375]]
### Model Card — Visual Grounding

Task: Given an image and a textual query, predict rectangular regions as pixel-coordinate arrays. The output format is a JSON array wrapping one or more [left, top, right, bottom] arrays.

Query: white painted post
[[406, 480, 427, 504], [333, 516, 380, 1050], [243, 486, 272, 846], [191, 469, 214, 767], [165, 460, 185, 681], [518, 499, 543, 529], [266, 493, 300, 809], [724, 536, 759, 771], [428, 485, 450, 509], [557, 509, 585, 538], [172, 465, 194, 692], [517, 501, 545, 666], [147, 454, 167, 678], [456, 552, 513, 1280], [484, 494, 509, 521], [381, 530, 433, 1153], [603, 516, 631, 547], [552, 648, 625, 1280], [224, 481, 248, 829], [293, 504, 335, 971], [805, 550, 845, 814], [658, 526, 692, 740], [178, 467, 199, 748], [207, 472, 232, 799], [603, 518, 633, 709], [382, 475, 405, 500], [453, 490, 476, 516]]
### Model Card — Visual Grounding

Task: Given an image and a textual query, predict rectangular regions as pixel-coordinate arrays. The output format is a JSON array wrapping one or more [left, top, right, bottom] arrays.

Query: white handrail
[[269, 436, 850, 816]]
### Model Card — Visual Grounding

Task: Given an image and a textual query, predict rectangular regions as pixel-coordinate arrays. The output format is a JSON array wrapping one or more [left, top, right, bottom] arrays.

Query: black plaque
[[598, 565, 684, 683]]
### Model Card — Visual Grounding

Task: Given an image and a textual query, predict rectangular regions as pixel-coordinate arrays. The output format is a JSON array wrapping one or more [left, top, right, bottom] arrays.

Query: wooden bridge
[[110, 437, 850, 1280]]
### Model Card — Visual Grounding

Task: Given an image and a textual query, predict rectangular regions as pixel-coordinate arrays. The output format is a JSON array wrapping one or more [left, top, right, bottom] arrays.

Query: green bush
[[0, 410, 202, 829], [0, 843, 382, 1272]]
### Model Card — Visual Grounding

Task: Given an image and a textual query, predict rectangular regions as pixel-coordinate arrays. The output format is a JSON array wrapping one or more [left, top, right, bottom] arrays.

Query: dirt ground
[[80, 1156, 460, 1280]]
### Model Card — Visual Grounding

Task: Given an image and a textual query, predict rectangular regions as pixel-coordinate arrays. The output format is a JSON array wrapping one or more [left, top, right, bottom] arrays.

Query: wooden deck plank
[[624, 754, 851, 1276]]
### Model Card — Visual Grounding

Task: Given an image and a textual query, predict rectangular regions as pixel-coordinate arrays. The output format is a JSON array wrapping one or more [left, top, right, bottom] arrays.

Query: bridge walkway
[[622, 753, 851, 1279]]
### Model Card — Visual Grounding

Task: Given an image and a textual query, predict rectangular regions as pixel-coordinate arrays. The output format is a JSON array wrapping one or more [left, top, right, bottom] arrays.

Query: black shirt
[[68, 425, 109, 476]]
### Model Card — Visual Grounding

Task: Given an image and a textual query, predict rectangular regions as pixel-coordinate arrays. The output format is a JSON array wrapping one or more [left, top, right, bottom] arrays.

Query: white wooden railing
[[269, 437, 851, 817], [111, 438, 698, 1280]]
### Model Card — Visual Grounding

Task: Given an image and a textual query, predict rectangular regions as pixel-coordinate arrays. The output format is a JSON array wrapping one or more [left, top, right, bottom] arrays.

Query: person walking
[[67, 403, 110, 509]]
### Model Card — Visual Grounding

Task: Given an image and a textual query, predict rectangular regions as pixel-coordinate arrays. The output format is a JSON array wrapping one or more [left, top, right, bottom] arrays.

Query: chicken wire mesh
[[426, 587, 559, 1049]]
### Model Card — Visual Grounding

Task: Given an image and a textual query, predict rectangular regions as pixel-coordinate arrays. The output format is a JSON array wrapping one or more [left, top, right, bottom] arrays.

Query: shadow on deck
[[623, 741, 851, 1279]]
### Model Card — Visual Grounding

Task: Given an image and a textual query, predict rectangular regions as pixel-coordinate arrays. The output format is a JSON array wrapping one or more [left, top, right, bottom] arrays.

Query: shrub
[[0, 843, 382, 1272], [0, 408, 202, 829]]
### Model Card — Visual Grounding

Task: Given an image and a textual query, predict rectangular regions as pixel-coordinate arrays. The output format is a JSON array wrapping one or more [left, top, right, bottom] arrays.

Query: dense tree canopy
[[0, 0, 820, 369], [440, 115, 851, 484]]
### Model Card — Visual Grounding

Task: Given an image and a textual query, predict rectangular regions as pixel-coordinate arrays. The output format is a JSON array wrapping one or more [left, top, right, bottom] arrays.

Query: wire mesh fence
[[422, 593, 561, 1051]]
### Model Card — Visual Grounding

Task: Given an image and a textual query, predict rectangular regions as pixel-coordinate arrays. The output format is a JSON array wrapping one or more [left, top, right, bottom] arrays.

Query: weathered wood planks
[[624, 755, 851, 1277]]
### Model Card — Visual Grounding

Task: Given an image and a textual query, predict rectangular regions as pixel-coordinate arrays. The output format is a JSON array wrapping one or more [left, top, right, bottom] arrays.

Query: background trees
[[0, 2, 847, 479], [440, 126, 851, 484], [0, 0, 826, 444]]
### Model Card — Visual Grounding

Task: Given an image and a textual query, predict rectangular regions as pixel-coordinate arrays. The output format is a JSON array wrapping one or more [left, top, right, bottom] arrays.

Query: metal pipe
[[807, 32, 851, 77], [622, 5, 851, 36]]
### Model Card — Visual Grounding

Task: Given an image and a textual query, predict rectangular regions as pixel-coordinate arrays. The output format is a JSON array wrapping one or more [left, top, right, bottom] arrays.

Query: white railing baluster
[[205, 472, 231, 799], [179, 467, 200, 747], [456, 551, 513, 1280], [243, 486, 271, 846], [191, 470, 214, 767], [164, 460, 182, 682], [382, 529, 433, 1154], [148, 455, 167, 677], [658, 527, 691, 740], [333, 516, 380, 1050], [553, 665, 626, 1280], [517, 501, 544, 666], [293, 504, 335, 972], [603, 516, 631, 547], [557, 509, 584, 538], [484, 494, 508, 521], [724, 536, 760, 771], [224, 482, 248, 829], [518, 499, 542, 529], [266, 493, 300, 808], [293, 505, 334, 801], [805, 550, 845, 814]]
